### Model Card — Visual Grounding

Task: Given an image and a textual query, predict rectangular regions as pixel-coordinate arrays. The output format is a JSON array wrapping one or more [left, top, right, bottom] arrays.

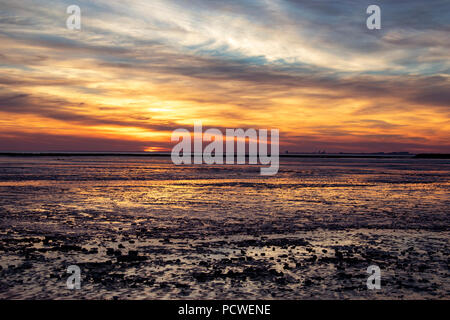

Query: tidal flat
[[0, 156, 448, 299]]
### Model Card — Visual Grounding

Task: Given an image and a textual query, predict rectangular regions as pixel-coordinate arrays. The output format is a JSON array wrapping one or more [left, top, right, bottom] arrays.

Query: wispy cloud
[[0, 0, 449, 152]]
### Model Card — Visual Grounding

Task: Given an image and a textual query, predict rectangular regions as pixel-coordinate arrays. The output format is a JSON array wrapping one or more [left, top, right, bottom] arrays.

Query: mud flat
[[0, 156, 448, 299], [0, 225, 448, 299]]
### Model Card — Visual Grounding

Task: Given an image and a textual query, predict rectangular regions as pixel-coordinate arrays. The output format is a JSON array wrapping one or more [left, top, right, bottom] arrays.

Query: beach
[[0, 156, 448, 299]]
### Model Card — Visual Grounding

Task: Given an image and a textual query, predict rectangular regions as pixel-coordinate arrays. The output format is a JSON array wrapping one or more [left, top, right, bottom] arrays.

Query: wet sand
[[0, 156, 448, 299]]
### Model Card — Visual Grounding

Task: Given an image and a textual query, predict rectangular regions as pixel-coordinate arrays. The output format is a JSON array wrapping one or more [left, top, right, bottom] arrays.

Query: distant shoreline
[[0, 152, 448, 159]]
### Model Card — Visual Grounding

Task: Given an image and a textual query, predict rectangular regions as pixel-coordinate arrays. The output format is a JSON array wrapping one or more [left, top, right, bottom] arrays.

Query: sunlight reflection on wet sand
[[0, 156, 448, 299]]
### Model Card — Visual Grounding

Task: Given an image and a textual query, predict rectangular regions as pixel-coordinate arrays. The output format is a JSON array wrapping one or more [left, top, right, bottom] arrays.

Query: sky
[[0, 0, 449, 153]]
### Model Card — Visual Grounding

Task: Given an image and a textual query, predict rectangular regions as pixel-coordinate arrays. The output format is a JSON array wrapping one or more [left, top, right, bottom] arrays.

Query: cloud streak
[[0, 0, 449, 152]]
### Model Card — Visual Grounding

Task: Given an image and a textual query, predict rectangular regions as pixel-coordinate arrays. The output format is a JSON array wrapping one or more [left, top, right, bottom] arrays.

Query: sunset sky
[[0, 0, 449, 153]]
